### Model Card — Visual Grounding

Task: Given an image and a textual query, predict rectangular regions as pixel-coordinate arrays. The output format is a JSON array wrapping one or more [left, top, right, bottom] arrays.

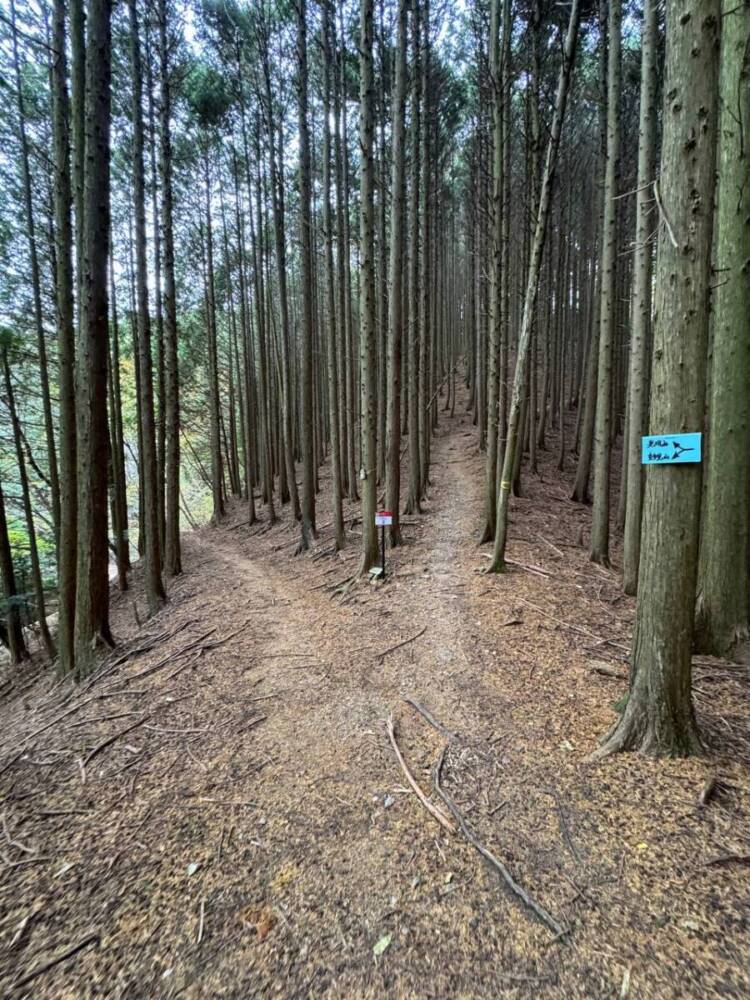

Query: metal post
[[381, 523, 386, 578]]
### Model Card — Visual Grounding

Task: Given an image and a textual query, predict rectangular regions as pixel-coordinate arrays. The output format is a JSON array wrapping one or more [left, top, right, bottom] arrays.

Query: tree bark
[[695, 0, 750, 655], [129, 0, 165, 614], [590, 0, 621, 566], [595, 0, 720, 758], [622, 0, 658, 594], [385, 0, 408, 547], [75, 0, 114, 676], [297, 0, 317, 551], [489, 0, 581, 572], [357, 0, 379, 575]]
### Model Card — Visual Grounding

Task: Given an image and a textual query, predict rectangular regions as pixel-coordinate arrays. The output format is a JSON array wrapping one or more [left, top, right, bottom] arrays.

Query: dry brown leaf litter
[[0, 383, 748, 998]]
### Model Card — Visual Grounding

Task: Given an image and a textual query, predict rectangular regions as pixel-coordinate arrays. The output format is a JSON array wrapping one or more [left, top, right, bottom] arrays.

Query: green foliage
[[184, 60, 233, 130]]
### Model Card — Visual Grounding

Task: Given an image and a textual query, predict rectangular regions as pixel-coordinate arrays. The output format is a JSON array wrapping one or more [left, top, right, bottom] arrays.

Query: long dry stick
[[377, 626, 427, 662], [82, 715, 150, 770], [516, 597, 629, 652], [12, 932, 99, 990], [434, 747, 565, 938], [385, 716, 456, 834], [125, 630, 216, 683], [403, 698, 457, 741]]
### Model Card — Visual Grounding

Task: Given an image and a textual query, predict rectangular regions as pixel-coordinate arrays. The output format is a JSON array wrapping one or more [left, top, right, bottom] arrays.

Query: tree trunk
[[322, 0, 345, 550], [51, 0, 77, 674], [357, 0, 379, 575], [129, 0, 165, 614], [75, 0, 115, 676], [158, 0, 181, 576], [590, 0, 621, 566], [297, 0, 317, 551], [695, 0, 750, 655], [621, 0, 658, 594], [489, 0, 582, 572], [594, 0, 720, 758], [385, 0, 408, 547], [0, 471, 28, 665], [3, 350, 55, 658], [9, 0, 61, 553]]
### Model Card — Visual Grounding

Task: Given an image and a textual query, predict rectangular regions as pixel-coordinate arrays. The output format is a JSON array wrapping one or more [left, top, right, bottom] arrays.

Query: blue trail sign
[[641, 433, 702, 465]]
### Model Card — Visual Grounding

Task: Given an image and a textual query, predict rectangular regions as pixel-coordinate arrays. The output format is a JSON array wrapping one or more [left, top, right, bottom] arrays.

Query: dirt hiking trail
[[1, 383, 749, 998]]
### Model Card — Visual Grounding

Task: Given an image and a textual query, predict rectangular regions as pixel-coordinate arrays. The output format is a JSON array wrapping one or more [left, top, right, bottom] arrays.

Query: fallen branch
[[403, 698, 457, 741], [12, 932, 99, 990], [434, 747, 565, 938], [125, 631, 216, 683], [377, 626, 427, 662], [385, 716, 456, 834], [200, 619, 251, 652], [82, 715, 150, 770], [704, 853, 750, 867], [589, 662, 627, 681], [516, 597, 628, 652], [2, 811, 35, 854]]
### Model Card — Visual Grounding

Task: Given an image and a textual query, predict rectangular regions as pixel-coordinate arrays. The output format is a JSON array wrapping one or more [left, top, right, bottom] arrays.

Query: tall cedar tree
[[595, 0, 720, 757], [74, 0, 114, 676]]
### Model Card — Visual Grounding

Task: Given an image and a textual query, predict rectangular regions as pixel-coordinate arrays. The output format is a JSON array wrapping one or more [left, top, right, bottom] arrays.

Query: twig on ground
[[590, 663, 627, 680], [378, 626, 427, 662], [704, 853, 750, 866], [2, 811, 35, 854], [201, 620, 252, 652], [197, 898, 206, 944], [12, 931, 99, 990], [403, 697, 457, 741], [698, 775, 720, 809], [82, 715, 150, 770], [237, 714, 267, 736], [125, 631, 217, 683], [385, 716, 456, 834], [539, 536, 566, 560], [434, 747, 565, 938], [516, 597, 628, 652], [544, 788, 582, 863]]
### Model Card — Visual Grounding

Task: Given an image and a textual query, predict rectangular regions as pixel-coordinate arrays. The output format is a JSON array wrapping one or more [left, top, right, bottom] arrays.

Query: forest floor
[[1, 381, 749, 999]]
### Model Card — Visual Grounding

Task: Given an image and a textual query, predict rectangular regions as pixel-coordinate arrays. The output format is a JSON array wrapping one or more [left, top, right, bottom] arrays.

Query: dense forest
[[0, 0, 749, 993], [0, 0, 749, 750]]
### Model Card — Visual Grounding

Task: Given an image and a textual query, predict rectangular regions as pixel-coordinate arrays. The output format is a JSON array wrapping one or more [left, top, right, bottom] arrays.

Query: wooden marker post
[[374, 510, 393, 578]]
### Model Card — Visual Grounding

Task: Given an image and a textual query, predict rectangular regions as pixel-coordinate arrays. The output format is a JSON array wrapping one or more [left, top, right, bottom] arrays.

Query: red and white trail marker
[[375, 510, 393, 527]]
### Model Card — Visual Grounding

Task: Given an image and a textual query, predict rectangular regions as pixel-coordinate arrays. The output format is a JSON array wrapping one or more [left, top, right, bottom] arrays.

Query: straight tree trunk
[[594, 0, 720, 758], [158, 0, 181, 576], [258, 23, 301, 522], [3, 350, 55, 658], [9, 0, 61, 552], [590, 0, 622, 566], [695, 0, 750, 655], [75, 0, 114, 676], [357, 0, 379, 574], [129, 0, 165, 613], [622, 0, 658, 594], [0, 471, 28, 664], [480, 0, 503, 542], [297, 0, 317, 551], [322, 0, 345, 550], [385, 0, 408, 547], [489, 0, 581, 571], [51, 0, 77, 675], [405, 1, 422, 514]]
